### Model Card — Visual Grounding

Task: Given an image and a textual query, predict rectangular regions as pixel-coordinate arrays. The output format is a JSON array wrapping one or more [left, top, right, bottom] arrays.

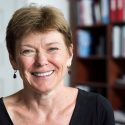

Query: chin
[[32, 86, 54, 94]]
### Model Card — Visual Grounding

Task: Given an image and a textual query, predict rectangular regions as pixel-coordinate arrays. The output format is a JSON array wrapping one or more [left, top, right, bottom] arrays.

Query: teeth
[[32, 71, 53, 77]]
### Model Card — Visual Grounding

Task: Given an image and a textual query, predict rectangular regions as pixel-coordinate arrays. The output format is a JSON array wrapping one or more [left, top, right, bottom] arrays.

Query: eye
[[20, 49, 36, 56], [48, 47, 59, 52]]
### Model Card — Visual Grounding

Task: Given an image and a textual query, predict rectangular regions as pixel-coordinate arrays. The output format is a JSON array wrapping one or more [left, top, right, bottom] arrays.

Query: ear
[[67, 44, 73, 66], [9, 54, 18, 70]]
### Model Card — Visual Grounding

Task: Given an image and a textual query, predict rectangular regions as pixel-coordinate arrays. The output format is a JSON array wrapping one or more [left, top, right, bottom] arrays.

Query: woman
[[0, 6, 115, 125]]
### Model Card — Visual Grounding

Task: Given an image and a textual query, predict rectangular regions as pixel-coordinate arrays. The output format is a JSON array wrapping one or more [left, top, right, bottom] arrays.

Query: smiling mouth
[[31, 70, 54, 77]]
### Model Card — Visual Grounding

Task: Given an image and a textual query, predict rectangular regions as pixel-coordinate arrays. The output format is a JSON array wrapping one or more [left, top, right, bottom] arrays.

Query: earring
[[13, 70, 17, 79], [67, 66, 71, 74]]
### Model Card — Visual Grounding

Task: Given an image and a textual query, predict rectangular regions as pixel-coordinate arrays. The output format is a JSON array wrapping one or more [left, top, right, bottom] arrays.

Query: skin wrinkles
[[14, 30, 73, 95]]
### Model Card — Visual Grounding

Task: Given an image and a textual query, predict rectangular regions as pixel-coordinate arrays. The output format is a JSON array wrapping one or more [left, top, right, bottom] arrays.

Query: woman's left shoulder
[[78, 89, 115, 124], [78, 89, 112, 109]]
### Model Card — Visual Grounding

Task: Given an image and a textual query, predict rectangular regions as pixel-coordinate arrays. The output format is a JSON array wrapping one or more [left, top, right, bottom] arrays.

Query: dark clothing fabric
[[69, 89, 115, 125], [0, 89, 115, 125], [0, 97, 13, 125]]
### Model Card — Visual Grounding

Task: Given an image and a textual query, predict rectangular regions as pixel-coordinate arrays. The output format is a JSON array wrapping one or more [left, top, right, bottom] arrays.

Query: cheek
[[51, 54, 69, 70], [17, 57, 34, 71]]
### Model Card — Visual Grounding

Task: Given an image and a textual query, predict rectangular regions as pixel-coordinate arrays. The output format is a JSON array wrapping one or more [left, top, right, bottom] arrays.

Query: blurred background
[[1, 0, 125, 124]]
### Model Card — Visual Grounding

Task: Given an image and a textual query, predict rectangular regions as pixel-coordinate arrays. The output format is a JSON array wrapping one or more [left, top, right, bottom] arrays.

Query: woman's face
[[12, 30, 73, 93]]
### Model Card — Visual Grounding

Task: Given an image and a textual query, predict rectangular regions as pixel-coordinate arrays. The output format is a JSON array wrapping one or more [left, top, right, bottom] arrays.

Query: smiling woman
[[0, 5, 115, 125], [16, 30, 71, 93]]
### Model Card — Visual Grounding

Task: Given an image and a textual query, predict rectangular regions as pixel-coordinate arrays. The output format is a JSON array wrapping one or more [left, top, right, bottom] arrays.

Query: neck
[[18, 84, 70, 113]]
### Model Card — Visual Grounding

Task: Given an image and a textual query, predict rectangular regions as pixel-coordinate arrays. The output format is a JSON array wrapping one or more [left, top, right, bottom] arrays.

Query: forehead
[[19, 30, 65, 46]]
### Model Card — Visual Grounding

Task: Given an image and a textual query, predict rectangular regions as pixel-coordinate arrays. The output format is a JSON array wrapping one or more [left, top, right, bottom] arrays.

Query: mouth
[[31, 70, 54, 77]]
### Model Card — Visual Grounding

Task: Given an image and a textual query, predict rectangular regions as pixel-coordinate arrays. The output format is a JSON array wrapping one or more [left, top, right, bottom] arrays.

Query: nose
[[35, 52, 48, 67]]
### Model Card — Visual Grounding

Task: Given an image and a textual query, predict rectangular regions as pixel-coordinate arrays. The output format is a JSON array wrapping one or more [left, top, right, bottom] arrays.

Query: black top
[[0, 89, 115, 125]]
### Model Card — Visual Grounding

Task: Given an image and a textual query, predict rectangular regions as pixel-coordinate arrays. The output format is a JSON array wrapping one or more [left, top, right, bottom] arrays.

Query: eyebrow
[[46, 42, 60, 46], [20, 45, 34, 48], [20, 42, 61, 48]]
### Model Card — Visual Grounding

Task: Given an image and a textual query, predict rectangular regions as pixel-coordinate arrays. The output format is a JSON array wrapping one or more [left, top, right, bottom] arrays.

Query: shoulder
[[0, 97, 3, 102], [78, 89, 111, 108], [0, 97, 8, 114], [0, 97, 6, 116], [0, 97, 4, 110], [77, 89, 115, 124], [0, 97, 13, 124]]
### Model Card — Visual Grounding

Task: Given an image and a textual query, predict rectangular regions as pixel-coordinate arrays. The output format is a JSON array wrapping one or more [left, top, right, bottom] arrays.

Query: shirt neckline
[[1, 97, 14, 125], [1, 89, 81, 125], [69, 88, 81, 125]]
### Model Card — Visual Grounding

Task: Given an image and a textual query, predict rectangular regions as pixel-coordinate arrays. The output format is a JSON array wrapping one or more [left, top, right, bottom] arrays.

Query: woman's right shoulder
[[2, 90, 23, 111], [0, 97, 3, 101], [0, 97, 4, 107]]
